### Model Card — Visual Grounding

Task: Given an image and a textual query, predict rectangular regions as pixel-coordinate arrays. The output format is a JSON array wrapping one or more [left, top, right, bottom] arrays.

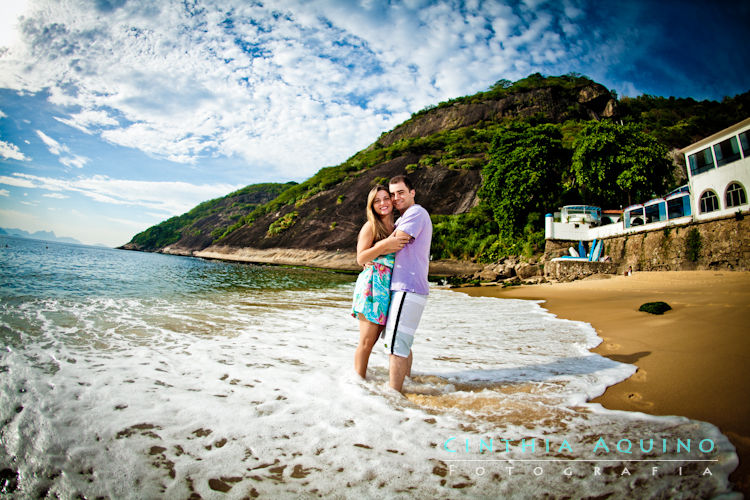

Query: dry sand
[[456, 271, 750, 495]]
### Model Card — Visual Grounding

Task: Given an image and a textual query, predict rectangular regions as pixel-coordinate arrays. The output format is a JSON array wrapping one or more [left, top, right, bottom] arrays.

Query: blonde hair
[[366, 185, 393, 242]]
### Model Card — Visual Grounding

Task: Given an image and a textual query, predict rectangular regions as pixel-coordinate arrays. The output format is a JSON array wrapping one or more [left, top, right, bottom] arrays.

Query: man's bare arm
[[356, 226, 410, 266]]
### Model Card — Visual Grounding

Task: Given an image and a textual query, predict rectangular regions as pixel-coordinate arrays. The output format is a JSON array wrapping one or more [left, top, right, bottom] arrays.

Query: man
[[382, 175, 432, 392]]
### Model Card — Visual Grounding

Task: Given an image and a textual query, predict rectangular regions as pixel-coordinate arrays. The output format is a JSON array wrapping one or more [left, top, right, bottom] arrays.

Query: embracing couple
[[350, 175, 432, 393]]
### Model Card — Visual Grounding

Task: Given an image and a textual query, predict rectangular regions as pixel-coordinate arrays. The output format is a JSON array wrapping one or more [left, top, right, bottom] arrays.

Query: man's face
[[389, 181, 415, 211]]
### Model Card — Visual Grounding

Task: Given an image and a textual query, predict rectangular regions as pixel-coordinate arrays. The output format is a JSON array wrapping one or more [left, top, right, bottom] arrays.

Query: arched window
[[725, 182, 747, 208], [699, 190, 720, 213]]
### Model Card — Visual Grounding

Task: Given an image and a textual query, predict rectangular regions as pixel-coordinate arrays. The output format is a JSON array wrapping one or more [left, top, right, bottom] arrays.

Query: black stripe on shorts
[[389, 292, 406, 355]]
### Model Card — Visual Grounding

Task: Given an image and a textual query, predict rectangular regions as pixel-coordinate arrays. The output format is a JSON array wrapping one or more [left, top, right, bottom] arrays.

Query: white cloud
[[0, 189, 9, 197], [0, 139, 29, 161], [0, 0, 657, 178], [105, 216, 153, 229], [0, 175, 36, 188], [43, 192, 68, 199], [54, 109, 119, 133], [0, 0, 31, 48], [35, 130, 64, 155], [35, 130, 89, 168], [0, 0, 569, 178], [60, 155, 89, 169], [0, 172, 241, 215]]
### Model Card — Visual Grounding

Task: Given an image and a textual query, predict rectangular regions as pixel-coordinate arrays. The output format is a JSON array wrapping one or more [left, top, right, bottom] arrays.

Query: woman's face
[[372, 189, 393, 217]]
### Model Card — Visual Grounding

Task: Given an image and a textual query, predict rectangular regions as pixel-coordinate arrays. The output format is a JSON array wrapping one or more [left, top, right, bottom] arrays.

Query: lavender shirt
[[390, 204, 432, 295]]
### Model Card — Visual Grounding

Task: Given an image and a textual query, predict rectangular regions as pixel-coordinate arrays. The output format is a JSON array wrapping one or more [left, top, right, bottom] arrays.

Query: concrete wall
[[544, 212, 750, 277], [545, 215, 695, 242]]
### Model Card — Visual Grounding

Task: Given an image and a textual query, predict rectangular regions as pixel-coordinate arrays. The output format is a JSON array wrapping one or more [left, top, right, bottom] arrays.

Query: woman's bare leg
[[354, 315, 383, 379]]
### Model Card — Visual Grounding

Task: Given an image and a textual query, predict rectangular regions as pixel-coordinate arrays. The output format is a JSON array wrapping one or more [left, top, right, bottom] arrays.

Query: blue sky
[[1, 0, 748, 247]]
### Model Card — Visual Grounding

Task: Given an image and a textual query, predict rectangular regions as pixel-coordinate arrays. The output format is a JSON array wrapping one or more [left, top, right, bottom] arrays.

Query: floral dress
[[351, 252, 396, 325]]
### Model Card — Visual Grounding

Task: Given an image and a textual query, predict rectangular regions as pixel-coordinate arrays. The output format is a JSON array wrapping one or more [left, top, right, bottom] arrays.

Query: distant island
[[0, 227, 84, 246]]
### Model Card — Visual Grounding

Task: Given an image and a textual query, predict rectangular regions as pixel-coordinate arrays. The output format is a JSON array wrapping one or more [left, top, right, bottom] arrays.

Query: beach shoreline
[[454, 271, 750, 495]]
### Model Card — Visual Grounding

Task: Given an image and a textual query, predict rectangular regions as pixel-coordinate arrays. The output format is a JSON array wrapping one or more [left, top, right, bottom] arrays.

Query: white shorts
[[382, 291, 427, 358]]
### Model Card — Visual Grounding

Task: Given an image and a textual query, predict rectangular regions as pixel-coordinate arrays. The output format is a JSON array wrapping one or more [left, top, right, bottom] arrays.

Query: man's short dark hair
[[389, 174, 413, 191]]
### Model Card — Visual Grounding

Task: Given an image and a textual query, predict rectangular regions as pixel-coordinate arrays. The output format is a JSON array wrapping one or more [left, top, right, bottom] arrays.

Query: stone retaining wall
[[544, 261, 620, 281], [544, 212, 750, 279]]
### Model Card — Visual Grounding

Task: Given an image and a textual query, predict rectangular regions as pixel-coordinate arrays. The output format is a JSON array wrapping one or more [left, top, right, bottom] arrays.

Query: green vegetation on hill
[[129, 182, 293, 249], [430, 203, 499, 260], [619, 93, 750, 148], [570, 121, 673, 207], [433, 119, 679, 261], [481, 123, 568, 242]]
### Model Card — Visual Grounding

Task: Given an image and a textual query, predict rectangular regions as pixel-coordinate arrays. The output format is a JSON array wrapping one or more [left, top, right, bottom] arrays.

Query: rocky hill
[[123, 75, 615, 270], [122, 182, 294, 252], [378, 80, 615, 148], [121, 74, 749, 273]]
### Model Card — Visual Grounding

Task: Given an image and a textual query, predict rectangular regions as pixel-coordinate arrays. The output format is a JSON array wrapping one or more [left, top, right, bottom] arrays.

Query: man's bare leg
[[406, 351, 413, 378], [389, 353, 409, 392]]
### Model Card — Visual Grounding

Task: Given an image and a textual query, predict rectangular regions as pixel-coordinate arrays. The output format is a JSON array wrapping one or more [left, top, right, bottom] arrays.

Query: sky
[[0, 0, 748, 247]]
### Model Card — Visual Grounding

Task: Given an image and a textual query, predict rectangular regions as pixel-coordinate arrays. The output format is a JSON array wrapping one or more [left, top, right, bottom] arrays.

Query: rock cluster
[[448, 256, 547, 287]]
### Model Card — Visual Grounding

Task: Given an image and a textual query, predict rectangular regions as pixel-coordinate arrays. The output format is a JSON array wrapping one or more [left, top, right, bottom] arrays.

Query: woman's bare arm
[[356, 223, 409, 266]]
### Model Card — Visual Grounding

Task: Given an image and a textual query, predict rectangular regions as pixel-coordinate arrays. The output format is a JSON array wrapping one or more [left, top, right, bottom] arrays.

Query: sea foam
[[0, 284, 739, 498]]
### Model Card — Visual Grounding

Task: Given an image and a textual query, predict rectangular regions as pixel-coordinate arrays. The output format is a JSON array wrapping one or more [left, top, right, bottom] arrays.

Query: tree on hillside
[[570, 121, 674, 207], [618, 91, 750, 148], [480, 123, 569, 240]]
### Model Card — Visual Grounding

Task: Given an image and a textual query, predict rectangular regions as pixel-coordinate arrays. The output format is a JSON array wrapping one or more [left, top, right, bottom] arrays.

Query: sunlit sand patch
[[403, 374, 578, 428], [623, 391, 655, 410], [405, 391, 574, 428], [408, 374, 567, 396], [631, 367, 648, 382]]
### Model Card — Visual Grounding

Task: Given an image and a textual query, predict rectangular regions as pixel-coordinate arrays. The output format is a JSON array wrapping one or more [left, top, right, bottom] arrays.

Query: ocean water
[[0, 236, 739, 498]]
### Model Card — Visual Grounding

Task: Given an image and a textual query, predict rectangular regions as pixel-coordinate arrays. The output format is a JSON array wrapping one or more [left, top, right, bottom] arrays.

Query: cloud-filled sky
[[1, 0, 748, 246]]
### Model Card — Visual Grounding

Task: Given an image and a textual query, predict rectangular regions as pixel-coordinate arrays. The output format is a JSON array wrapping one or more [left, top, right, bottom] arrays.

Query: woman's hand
[[356, 224, 411, 266], [379, 230, 411, 253]]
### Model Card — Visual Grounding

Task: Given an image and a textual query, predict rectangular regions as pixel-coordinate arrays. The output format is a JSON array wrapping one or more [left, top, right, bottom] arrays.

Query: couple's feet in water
[[350, 369, 411, 397]]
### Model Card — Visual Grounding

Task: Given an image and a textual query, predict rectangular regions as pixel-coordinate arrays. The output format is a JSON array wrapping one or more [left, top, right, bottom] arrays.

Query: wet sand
[[456, 271, 750, 495]]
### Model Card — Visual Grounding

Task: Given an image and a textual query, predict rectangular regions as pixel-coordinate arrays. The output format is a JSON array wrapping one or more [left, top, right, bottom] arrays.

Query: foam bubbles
[[0, 285, 740, 498]]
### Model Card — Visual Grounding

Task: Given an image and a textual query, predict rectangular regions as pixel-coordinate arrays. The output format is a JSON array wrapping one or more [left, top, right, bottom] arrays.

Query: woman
[[351, 185, 408, 379]]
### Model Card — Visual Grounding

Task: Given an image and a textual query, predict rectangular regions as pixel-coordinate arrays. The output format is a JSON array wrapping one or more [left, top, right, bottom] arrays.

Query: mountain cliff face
[[378, 82, 615, 148], [122, 75, 618, 269], [219, 155, 482, 253]]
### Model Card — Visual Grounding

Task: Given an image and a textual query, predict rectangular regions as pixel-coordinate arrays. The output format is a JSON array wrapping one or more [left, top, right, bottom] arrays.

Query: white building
[[545, 117, 750, 243], [681, 117, 750, 220]]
